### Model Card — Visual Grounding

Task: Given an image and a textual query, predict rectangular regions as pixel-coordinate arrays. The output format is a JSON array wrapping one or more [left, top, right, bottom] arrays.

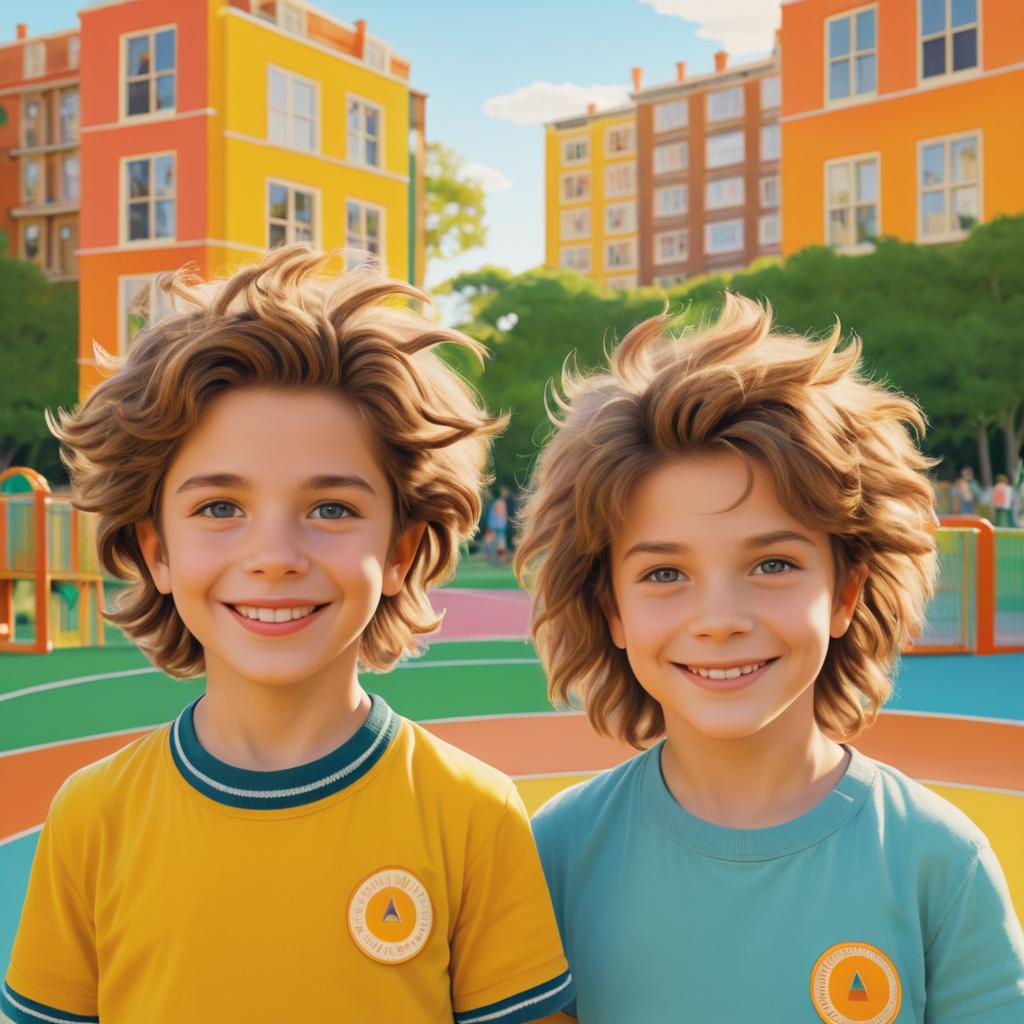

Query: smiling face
[[604, 451, 864, 746], [136, 387, 422, 693]]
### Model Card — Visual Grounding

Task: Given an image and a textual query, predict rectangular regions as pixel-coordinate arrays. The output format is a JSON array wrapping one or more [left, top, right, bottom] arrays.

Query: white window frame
[[61, 153, 80, 203], [561, 135, 589, 165], [706, 86, 744, 123], [653, 98, 688, 134], [705, 219, 745, 255], [121, 24, 177, 121], [760, 175, 780, 208], [760, 76, 781, 110], [604, 162, 636, 198], [59, 89, 79, 144], [654, 184, 688, 218], [653, 142, 687, 175], [825, 5, 878, 106], [118, 274, 174, 356], [23, 41, 45, 79], [268, 66, 319, 153], [706, 176, 745, 211], [346, 198, 386, 267], [761, 124, 781, 162], [347, 94, 383, 168], [605, 124, 635, 157], [21, 95, 44, 149], [706, 130, 744, 170], [121, 151, 176, 246], [267, 178, 319, 249], [605, 202, 636, 235], [759, 213, 781, 246], [560, 171, 591, 204], [824, 151, 881, 252], [363, 37, 389, 73], [560, 207, 591, 241], [255, 0, 307, 35], [918, 0, 981, 85], [560, 244, 591, 273], [917, 131, 982, 244], [68, 36, 80, 70], [605, 238, 637, 271], [21, 157, 42, 206], [653, 229, 688, 266]]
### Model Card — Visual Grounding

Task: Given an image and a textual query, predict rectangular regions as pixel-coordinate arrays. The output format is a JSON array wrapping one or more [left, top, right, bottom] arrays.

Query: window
[[24, 41, 45, 79], [59, 90, 79, 143], [61, 155, 80, 202], [707, 87, 744, 122], [22, 159, 42, 205], [919, 133, 980, 239], [606, 275, 637, 291], [655, 273, 687, 288], [560, 208, 590, 240], [759, 214, 781, 245], [562, 137, 589, 164], [347, 97, 382, 167], [653, 142, 687, 175], [654, 99, 687, 133], [921, 0, 978, 79], [605, 202, 636, 235], [268, 68, 317, 152], [760, 176, 780, 208], [22, 97, 44, 148], [560, 245, 591, 272], [606, 125, 635, 156], [827, 7, 877, 101], [124, 28, 176, 118], [761, 124, 780, 161], [346, 200, 384, 267], [826, 155, 879, 248], [706, 176, 745, 210], [654, 184, 688, 218], [126, 154, 175, 242], [706, 131, 744, 169], [605, 163, 636, 197], [561, 172, 590, 202], [22, 224, 41, 262], [68, 36, 80, 70], [268, 182, 315, 247], [606, 239, 636, 269], [363, 39, 388, 73], [120, 275, 173, 353], [654, 229, 688, 265], [56, 222, 77, 276], [760, 76, 781, 110], [705, 219, 744, 254]]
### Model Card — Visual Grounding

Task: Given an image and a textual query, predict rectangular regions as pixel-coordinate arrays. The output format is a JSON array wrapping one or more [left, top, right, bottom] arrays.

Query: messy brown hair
[[515, 293, 938, 748], [47, 246, 503, 677]]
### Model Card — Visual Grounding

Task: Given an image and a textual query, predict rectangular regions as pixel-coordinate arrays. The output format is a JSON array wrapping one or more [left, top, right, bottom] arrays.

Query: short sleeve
[[450, 786, 574, 1024], [924, 844, 1024, 1022], [2, 794, 99, 1024]]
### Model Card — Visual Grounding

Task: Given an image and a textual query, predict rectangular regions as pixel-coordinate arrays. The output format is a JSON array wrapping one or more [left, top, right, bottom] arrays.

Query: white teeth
[[235, 605, 315, 623], [686, 661, 767, 680]]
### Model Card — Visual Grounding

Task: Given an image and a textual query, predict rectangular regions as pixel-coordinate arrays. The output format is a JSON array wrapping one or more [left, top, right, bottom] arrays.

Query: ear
[[382, 521, 428, 597], [830, 563, 868, 639], [135, 518, 173, 595], [598, 589, 627, 650]]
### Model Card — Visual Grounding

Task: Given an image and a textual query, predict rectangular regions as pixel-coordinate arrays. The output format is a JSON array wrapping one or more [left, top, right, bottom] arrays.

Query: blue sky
[[12, 0, 779, 286]]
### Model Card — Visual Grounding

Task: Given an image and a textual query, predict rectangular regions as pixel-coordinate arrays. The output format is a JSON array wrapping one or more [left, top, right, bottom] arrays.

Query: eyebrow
[[175, 472, 377, 497], [623, 530, 817, 561]]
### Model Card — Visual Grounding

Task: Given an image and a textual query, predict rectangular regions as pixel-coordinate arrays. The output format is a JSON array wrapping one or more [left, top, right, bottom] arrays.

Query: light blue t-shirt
[[532, 743, 1024, 1024]]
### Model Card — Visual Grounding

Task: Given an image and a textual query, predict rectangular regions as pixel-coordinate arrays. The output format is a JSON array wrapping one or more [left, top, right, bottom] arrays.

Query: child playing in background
[[516, 294, 1024, 1023], [2, 247, 573, 1024]]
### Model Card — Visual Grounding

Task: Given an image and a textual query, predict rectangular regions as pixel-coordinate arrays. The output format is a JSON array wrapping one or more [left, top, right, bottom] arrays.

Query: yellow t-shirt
[[3, 695, 572, 1024]]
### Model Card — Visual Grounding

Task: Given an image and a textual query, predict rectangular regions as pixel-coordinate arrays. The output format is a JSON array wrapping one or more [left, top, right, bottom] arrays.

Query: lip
[[673, 658, 777, 693], [224, 602, 328, 636], [224, 599, 328, 608]]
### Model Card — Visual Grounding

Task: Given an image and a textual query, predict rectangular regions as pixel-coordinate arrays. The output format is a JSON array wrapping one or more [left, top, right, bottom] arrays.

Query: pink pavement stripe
[[428, 588, 531, 641]]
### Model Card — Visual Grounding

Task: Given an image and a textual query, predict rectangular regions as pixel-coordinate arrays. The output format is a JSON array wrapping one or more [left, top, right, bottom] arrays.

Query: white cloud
[[639, 0, 781, 55], [463, 163, 513, 193], [483, 81, 632, 126]]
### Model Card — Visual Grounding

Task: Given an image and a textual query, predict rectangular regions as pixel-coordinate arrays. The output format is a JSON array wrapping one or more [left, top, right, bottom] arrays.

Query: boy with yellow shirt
[[2, 247, 572, 1024]]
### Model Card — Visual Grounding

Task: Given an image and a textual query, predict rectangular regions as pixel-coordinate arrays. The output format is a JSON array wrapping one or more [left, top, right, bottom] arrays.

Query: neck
[[193, 655, 370, 771], [659, 699, 848, 829]]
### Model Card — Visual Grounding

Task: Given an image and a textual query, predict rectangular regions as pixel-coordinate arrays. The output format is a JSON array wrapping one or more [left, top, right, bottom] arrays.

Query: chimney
[[675, 61, 687, 81], [714, 50, 728, 73], [354, 18, 366, 58], [631, 66, 642, 91], [16, 23, 28, 40], [586, 102, 597, 115]]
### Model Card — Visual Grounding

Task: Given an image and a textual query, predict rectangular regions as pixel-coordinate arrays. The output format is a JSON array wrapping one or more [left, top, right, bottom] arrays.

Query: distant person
[[487, 485, 510, 563], [951, 465, 982, 515], [992, 473, 1015, 527]]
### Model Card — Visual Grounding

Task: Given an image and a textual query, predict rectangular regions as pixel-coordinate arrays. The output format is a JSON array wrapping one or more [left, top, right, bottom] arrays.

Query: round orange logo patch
[[348, 867, 433, 963], [810, 942, 902, 1024]]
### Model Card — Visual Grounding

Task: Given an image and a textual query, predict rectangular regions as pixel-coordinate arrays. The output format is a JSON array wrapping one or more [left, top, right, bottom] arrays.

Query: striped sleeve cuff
[[1, 983, 99, 1024], [455, 969, 574, 1024]]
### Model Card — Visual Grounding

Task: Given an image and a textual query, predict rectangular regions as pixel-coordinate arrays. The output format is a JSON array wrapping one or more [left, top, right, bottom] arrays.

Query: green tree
[[424, 141, 487, 264]]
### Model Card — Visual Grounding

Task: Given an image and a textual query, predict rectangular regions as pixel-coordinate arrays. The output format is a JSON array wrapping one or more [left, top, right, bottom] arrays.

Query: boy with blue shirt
[[3, 247, 573, 1024], [516, 294, 1024, 1023]]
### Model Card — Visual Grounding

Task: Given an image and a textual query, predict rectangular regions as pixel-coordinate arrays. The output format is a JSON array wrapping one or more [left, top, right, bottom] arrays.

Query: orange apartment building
[[781, 0, 1024, 253], [0, 24, 81, 280]]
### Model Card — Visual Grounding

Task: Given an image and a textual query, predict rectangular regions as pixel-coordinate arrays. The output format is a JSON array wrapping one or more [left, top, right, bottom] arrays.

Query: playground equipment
[[0, 466, 106, 654]]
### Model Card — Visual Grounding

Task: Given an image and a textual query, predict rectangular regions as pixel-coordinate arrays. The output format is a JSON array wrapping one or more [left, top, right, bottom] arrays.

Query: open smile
[[224, 603, 330, 636], [673, 658, 778, 692]]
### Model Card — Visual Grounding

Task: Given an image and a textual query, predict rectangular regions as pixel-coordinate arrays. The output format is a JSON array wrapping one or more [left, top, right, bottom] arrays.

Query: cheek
[[618, 591, 679, 652]]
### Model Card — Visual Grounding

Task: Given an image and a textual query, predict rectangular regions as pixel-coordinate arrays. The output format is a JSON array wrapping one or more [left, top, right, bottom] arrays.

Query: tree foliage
[[424, 141, 487, 264]]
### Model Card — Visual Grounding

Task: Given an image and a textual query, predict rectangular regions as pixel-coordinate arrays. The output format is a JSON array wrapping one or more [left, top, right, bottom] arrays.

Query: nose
[[240, 515, 310, 579], [687, 582, 753, 641]]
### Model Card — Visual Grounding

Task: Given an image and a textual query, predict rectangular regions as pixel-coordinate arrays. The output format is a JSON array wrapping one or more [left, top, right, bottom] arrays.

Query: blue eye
[[756, 558, 795, 575], [311, 502, 352, 520], [646, 567, 682, 584], [197, 500, 240, 518]]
